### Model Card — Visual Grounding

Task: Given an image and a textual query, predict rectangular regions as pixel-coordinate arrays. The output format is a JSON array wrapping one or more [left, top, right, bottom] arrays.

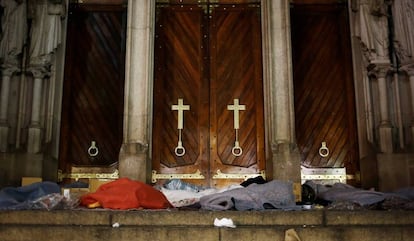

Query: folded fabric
[[0, 181, 61, 210], [161, 188, 216, 208], [200, 180, 297, 211], [163, 179, 205, 192], [80, 178, 172, 210]]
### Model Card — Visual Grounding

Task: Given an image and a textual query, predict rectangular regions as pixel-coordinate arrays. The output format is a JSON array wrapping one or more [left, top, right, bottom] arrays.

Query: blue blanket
[[0, 181, 60, 210]]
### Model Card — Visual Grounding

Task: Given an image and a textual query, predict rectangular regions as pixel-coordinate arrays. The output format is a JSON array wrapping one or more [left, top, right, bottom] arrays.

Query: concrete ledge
[[326, 210, 414, 225], [222, 227, 414, 241], [1, 225, 414, 241], [112, 210, 323, 226], [0, 226, 219, 241], [1, 210, 414, 241], [0, 210, 324, 226], [0, 210, 110, 225]]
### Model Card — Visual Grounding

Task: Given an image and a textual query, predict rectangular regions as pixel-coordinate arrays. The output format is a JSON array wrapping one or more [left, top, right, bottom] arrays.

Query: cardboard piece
[[21, 177, 42, 186]]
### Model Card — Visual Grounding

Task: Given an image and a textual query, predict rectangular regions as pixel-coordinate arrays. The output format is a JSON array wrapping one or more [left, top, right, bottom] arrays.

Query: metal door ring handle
[[232, 146, 243, 157], [319, 142, 329, 157], [175, 146, 186, 157], [88, 141, 99, 157]]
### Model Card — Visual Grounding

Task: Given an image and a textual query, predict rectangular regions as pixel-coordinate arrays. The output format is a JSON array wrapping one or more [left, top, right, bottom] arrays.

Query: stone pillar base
[[118, 142, 149, 183], [411, 126, 414, 149], [271, 142, 301, 183], [0, 125, 9, 152], [379, 125, 393, 153], [27, 127, 42, 153], [377, 153, 413, 191], [0, 152, 43, 187]]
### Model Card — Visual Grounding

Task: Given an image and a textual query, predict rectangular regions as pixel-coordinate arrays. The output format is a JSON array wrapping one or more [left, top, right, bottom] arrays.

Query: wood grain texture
[[153, 5, 207, 172], [209, 4, 264, 172], [152, 3, 265, 187], [291, 3, 359, 175], [59, 5, 126, 170]]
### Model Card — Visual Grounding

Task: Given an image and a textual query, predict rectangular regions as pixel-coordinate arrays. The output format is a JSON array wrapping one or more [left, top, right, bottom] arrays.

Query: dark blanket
[[317, 183, 385, 206], [307, 181, 414, 210], [0, 181, 61, 210], [199, 180, 297, 211]]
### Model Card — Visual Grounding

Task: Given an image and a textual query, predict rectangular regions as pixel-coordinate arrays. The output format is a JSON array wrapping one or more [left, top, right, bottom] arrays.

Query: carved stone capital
[[399, 63, 414, 77], [367, 61, 392, 79], [27, 66, 50, 79], [1, 66, 19, 77], [1, 55, 21, 72], [393, 41, 413, 66]]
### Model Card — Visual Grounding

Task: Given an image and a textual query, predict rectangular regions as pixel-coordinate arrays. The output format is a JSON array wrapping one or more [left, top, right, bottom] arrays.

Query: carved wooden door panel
[[152, 2, 265, 188], [290, 2, 360, 180], [59, 4, 126, 175]]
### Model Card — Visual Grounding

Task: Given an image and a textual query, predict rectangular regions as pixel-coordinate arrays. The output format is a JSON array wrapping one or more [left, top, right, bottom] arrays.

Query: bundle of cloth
[[80, 178, 172, 210], [199, 180, 298, 211], [0, 178, 173, 211], [159, 179, 243, 208], [0, 181, 62, 210], [304, 181, 414, 210], [160, 178, 299, 211]]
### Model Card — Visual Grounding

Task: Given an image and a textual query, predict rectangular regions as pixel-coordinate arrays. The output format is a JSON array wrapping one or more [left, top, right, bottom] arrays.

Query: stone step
[[1, 210, 414, 241]]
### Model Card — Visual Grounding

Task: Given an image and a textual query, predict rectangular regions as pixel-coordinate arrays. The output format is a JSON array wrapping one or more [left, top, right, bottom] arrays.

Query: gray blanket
[[199, 180, 297, 211]]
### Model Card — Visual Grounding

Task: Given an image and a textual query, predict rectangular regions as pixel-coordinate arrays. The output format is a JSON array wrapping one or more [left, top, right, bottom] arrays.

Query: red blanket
[[81, 178, 172, 209]]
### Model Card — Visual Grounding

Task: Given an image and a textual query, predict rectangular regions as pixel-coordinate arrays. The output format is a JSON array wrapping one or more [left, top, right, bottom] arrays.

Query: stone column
[[370, 63, 393, 153], [0, 68, 16, 152], [402, 64, 414, 145], [118, 0, 154, 182], [27, 68, 46, 153], [262, 0, 301, 183]]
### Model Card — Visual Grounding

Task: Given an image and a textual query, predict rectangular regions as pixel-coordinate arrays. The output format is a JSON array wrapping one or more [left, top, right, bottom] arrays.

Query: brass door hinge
[[152, 169, 205, 183], [213, 169, 266, 180]]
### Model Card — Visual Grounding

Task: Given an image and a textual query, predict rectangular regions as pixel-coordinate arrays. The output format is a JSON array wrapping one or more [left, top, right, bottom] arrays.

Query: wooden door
[[59, 4, 126, 173], [152, 2, 265, 188], [290, 2, 360, 179]]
